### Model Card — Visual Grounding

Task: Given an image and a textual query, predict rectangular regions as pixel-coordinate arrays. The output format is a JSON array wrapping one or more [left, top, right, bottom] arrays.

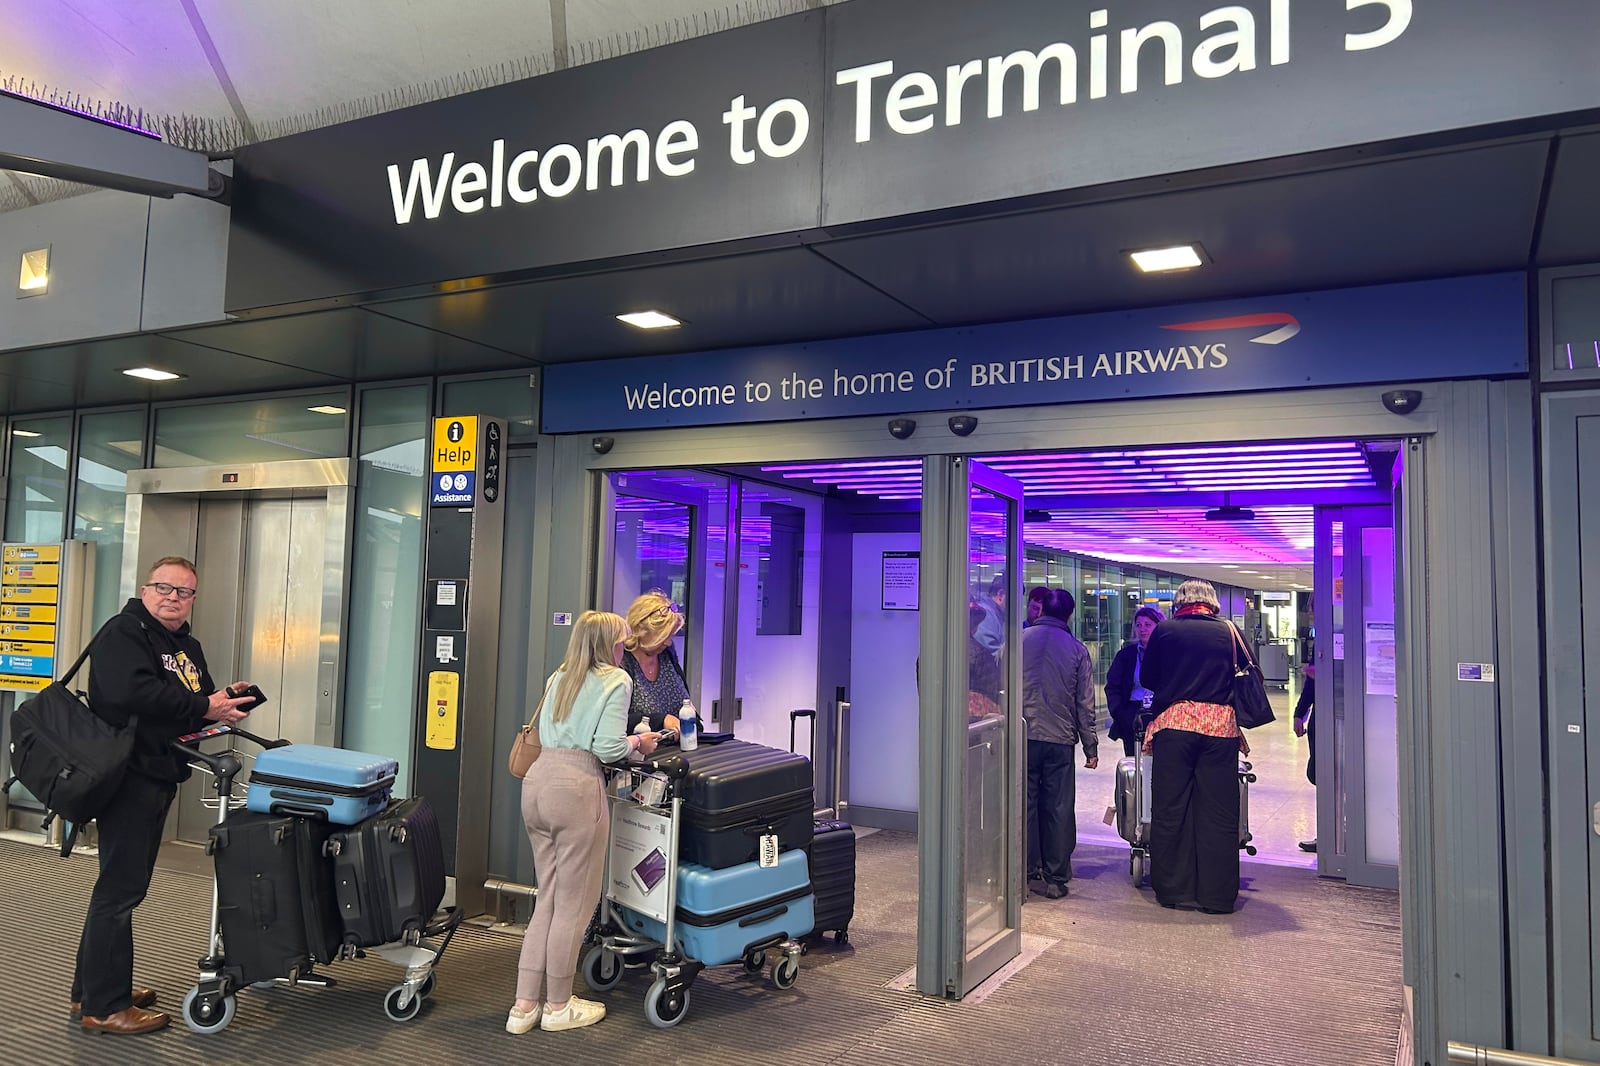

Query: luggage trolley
[[581, 755, 807, 1029], [171, 726, 463, 1034]]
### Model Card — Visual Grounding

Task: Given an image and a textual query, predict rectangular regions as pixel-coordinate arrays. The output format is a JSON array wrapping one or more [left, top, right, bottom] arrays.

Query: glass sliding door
[[918, 456, 1024, 998]]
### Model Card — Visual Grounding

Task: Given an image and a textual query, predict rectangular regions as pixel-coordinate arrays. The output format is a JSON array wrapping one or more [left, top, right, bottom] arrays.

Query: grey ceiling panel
[[372, 247, 933, 363], [816, 141, 1553, 326], [168, 308, 533, 379], [0, 332, 347, 411], [1537, 132, 1600, 267]]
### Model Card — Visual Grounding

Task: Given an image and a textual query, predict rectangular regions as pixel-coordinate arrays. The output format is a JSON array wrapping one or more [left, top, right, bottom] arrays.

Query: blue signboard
[[5, 654, 54, 677], [431, 471, 476, 507], [541, 274, 1526, 433]]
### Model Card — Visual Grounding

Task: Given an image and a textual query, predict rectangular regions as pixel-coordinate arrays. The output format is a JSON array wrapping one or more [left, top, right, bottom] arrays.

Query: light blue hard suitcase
[[619, 849, 815, 965], [246, 744, 397, 825]]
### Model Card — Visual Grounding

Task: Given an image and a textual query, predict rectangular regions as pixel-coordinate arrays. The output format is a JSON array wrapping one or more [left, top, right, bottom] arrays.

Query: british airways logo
[[1162, 313, 1302, 345]]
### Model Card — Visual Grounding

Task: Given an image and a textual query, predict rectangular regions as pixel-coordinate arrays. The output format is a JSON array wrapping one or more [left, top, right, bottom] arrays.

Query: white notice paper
[[882, 551, 920, 611], [436, 581, 458, 606], [435, 636, 455, 663], [1364, 621, 1396, 696]]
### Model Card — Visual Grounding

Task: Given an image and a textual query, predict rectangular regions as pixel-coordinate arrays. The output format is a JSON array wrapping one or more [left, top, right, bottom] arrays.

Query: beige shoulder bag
[[508, 674, 558, 778]]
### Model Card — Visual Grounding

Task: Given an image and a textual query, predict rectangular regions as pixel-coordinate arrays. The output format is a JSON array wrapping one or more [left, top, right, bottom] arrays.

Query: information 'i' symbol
[[448, 421, 464, 443]]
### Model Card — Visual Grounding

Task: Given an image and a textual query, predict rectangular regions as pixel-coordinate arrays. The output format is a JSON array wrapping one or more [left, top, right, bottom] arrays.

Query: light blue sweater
[[536, 667, 633, 764]]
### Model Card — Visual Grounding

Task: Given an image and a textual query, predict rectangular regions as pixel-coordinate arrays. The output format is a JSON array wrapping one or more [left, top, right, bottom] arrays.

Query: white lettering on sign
[[386, 3, 1414, 224]]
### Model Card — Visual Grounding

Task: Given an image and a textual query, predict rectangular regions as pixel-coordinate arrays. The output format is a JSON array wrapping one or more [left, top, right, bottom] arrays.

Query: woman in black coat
[[1103, 605, 1165, 757], [1139, 580, 1247, 914]]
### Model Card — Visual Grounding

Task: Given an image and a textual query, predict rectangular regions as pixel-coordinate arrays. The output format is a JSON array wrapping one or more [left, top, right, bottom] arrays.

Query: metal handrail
[[1448, 1040, 1595, 1066]]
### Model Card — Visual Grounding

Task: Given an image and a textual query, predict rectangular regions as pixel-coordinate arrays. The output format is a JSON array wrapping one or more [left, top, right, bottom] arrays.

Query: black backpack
[[3, 622, 138, 854]]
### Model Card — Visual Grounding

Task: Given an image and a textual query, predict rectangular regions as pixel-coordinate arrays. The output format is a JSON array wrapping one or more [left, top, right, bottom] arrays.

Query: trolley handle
[[169, 725, 290, 796]]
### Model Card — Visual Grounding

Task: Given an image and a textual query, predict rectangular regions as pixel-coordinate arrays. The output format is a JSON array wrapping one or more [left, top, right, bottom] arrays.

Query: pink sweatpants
[[515, 747, 609, 1005]]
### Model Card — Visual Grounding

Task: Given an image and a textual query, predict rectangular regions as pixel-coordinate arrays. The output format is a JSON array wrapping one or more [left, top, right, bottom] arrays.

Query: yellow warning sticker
[[425, 670, 461, 750]]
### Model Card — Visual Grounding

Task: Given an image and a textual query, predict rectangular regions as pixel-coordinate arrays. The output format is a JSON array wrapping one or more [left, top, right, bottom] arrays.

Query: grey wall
[[0, 186, 229, 352]]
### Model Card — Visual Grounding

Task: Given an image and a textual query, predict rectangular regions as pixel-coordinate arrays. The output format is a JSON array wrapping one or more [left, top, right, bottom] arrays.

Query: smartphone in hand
[[226, 684, 269, 712]]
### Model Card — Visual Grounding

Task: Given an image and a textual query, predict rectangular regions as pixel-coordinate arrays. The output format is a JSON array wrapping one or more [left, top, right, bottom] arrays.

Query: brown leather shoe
[[72, 988, 157, 1016], [81, 1005, 170, 1035]]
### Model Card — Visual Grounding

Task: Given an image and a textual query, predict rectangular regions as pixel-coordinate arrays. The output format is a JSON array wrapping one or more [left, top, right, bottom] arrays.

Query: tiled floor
[[1077, 677, 1319, 869]]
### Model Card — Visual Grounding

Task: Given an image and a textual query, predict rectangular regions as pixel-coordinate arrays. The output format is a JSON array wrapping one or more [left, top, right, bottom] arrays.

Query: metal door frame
[[917, 455, 1024, 998], [120, 458, 353, 744]]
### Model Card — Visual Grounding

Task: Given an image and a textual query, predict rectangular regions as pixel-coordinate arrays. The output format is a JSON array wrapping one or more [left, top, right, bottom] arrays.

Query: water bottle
[[678, 698, 698, 751]]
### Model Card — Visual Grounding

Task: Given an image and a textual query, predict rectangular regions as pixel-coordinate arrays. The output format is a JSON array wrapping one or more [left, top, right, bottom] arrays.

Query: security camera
[[948, 415, 978, 437], [1380, 389, 1422, 415], [591, 436, 615, 455], [887, 418, 917, 440]]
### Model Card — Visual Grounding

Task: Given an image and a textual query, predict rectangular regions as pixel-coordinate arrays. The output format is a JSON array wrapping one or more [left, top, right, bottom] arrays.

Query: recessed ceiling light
[[616, 310, 682, 329], [307, 405, 347, 415], [10, 428, 41, 438], [123, 367, 183, 381], [1128, 244, 1205, 273]]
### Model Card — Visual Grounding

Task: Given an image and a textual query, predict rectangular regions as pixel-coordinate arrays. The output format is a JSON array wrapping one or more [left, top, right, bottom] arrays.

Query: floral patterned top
[[1143, 699, 1239, 752], [621, 644, 690, 733]]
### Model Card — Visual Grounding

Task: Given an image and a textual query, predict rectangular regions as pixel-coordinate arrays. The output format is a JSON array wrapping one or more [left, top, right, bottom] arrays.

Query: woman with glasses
[[621, 591, 689, 735]]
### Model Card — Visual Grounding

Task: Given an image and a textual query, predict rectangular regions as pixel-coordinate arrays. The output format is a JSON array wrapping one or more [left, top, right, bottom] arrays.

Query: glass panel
[[5, 415, 71, 542], [964, 486, 1009, 955], [342, 385, 427, 794], [734, 485, 821, 751], [154, 392, 349, 467], [1330, 519, 1347, 857], [73, 409, 146, 623], [609, 470, 730, 716], [441, 376, 539, 439], [1361, 524, 1400, 865], [1551, 273, 1600, 373]]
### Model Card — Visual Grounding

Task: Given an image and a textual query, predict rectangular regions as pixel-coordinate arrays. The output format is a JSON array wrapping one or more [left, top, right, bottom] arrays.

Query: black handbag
[[1225, 621, 1276, 730], [3, 627, 135, 837]]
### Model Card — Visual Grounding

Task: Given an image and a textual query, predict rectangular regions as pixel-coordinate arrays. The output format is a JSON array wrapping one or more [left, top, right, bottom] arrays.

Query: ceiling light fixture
[[18, 246, 49, 296], [307, 405, 347, 415], [10, 428, 41, 438], [616, 310, 682, 329], [122, 367, 183, 381], [1128, 243, 1205, 273]]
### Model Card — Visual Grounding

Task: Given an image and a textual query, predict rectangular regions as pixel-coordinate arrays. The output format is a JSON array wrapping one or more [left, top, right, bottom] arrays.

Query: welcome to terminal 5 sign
[[228, 0, 1600, 310]]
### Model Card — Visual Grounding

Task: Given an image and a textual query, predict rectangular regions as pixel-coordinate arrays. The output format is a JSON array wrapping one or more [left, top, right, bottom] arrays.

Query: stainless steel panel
[[319, 486, 353, 744], [126, 458, 350, 496]]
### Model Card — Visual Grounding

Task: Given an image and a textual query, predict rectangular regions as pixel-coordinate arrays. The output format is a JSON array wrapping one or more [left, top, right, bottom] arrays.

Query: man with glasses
[[72, 556, 256, 1035]]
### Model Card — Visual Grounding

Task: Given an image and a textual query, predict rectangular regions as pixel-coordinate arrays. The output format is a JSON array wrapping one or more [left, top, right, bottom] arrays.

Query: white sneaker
[[506, 1004, 540, 1034], [540, 996, 606, 1032]]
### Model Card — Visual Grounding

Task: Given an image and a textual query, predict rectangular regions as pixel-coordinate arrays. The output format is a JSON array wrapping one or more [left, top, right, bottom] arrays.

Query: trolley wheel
[[384, 983, 423, 1022], [181, 986, 237, 1035], [583, 944, 624, 992], [1130, 850, 1146, 886], [416, 972, 437, 1000], [770, 956, 799, 990], [644, 979, 691, 1029], [1245, 844, 1258, 856], [741, 949, 765, 974], [835, 930, 849, 947]]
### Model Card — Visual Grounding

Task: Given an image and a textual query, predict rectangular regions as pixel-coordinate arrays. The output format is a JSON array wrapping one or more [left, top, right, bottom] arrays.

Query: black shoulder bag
[[3, 622, 136, 847], [1225, 620, 1277, 730]]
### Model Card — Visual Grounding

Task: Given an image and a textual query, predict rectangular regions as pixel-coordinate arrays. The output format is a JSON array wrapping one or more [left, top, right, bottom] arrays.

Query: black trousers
[[72, 771, 176, 1016], [1149, 730, 1239, 911], [1025, 739, 1077, 886]]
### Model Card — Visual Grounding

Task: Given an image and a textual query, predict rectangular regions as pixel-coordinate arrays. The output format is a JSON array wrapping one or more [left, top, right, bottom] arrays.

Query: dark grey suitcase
[[328, 796, 446, 947], [807, 818, 855, 944], [678, 740, 815, 869], [209, 810, 344, 984]]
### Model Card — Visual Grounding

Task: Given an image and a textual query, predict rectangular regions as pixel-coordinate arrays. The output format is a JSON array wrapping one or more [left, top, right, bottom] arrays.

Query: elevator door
[[175, 495, 328, 843]]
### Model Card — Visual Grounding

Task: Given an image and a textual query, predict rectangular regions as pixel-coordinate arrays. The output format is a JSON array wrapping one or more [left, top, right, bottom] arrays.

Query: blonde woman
[[621, 591, 689, 735], [507, 611, 661, 1035]]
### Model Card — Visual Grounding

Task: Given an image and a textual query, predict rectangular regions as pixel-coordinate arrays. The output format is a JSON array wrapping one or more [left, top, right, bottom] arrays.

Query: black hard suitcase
[[677, 740, 814, 869], [208, 810, 344, 983], [807, 818, 856, 944], [328, 796, 446, 947]]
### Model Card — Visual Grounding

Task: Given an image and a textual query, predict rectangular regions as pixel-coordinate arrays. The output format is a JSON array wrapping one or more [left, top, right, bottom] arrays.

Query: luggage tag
[[632, 776, 666, 807], [759, 833, 779, 868]]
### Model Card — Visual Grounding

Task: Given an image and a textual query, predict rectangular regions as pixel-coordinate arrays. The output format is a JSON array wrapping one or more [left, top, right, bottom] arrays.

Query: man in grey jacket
[[1021, 588, 1098, 898]]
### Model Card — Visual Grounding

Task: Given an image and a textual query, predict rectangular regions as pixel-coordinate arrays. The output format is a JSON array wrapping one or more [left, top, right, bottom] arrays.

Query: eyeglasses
[[144, 581, 197, 600], [648, 601, 683, 620]]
